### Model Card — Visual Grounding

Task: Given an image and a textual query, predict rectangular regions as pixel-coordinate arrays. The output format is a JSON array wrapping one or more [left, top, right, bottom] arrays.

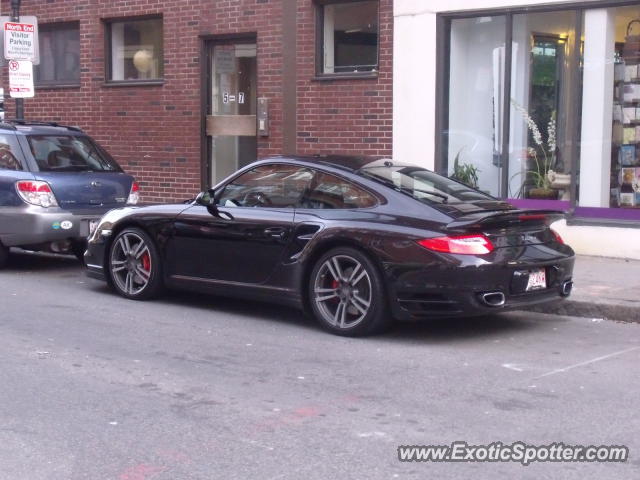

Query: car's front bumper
[[84, 233, 109, 281]]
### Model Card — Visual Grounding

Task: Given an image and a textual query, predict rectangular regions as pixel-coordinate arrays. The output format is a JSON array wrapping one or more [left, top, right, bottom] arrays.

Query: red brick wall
[[296, 0, 393, 156], [5, 0, 392, 203]]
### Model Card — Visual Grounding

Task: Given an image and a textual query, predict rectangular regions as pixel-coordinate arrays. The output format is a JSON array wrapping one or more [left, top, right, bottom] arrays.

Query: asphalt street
[[0, 250, 639, 480]]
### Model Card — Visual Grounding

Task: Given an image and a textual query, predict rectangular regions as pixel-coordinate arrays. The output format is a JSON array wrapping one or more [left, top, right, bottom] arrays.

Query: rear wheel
[[308, 247, 390, 336], [108, 228, 163, 300], [0, 241, 8, 269]]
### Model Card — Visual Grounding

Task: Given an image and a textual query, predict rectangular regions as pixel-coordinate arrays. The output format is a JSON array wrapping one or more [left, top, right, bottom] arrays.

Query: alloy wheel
[[313, 254, 372, 329], [109, 232, 152, 296]]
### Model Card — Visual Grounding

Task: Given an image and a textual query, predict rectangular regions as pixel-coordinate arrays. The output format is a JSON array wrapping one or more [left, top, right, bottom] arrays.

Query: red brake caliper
[[331, 279, 339, 303], [141, 252, 151, 271]]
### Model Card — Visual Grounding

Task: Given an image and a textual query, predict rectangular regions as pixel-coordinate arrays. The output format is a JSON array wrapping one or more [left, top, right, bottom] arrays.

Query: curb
[[521, 299, 640, 324]]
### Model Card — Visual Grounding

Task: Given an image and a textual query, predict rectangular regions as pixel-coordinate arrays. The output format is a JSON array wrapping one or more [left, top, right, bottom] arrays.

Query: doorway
[[205, 40, 257, 186]]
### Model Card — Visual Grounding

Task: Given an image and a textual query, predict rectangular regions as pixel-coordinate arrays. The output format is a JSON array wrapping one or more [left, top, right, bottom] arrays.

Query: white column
[[393, 4, 437, 166], [579, 9, 615, 207]]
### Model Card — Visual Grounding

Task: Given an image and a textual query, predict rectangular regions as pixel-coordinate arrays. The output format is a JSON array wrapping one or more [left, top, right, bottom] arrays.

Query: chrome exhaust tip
[[480, 291, 506, 307], [561, 280, 573, 296]]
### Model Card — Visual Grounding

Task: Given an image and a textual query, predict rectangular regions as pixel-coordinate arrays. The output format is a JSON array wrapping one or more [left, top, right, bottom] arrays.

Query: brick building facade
[[4, 0, 392, 203]]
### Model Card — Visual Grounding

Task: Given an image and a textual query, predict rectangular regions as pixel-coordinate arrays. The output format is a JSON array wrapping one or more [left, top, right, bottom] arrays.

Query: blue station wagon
[[0, 120, 138, 268]]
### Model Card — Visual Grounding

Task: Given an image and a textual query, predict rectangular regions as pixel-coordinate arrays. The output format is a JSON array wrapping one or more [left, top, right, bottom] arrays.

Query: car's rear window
[[358, 160, 495, 204], [27, 134, 121, 172]]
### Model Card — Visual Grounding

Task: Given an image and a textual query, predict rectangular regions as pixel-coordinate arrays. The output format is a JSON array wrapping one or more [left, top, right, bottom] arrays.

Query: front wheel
[[108, 227, 163, 300], [308, 247, 390, 336]]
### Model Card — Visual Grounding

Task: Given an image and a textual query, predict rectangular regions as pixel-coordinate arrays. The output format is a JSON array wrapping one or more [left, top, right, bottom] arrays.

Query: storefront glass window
[[578, 5, 640, 217], [443, 3, 640, 222], [509, 11, 577, 202], [446, 16, 506, 197]]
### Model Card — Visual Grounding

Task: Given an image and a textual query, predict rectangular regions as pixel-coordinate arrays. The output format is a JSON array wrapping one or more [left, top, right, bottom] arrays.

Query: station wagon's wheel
[[0, 241, 8, 269], [108, 228, 162, 300], [309, 247, 390, 336]]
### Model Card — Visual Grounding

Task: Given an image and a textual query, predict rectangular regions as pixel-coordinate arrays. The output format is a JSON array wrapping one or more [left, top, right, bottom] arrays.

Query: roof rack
[[3, 119, 83, 132], [0, 121, 17, 131]]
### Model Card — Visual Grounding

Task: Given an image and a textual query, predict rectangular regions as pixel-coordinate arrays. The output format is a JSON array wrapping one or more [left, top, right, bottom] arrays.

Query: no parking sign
[[8, 59, 34, 98]]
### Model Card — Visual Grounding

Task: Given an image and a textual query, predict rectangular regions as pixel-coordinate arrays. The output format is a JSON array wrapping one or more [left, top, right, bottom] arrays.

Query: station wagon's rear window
[[27, 135, 121, 172]]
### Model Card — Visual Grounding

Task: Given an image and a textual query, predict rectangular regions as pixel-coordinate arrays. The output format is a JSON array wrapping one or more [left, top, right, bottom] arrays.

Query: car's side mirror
[[197, 188, 234, 220], [195, 189, 216, 207]]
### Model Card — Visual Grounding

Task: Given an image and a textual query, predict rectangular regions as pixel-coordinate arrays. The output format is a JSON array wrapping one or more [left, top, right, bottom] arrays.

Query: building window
[[34, 23, 80, 86], [318, 0, 378, 74], [106, 17, 163, 82]]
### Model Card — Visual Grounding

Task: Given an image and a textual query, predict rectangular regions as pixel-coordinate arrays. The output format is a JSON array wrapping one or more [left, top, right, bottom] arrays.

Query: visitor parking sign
[[4, 22, 35, 60], [0, 16, 39, 64]]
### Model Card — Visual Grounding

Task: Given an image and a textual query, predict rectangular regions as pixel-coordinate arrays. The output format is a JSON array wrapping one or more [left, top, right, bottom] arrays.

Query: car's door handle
[[264, 227, 286, 240]]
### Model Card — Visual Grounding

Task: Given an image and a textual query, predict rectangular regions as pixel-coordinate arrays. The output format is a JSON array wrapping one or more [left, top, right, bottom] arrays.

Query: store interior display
[[612, 19, 640, 208]]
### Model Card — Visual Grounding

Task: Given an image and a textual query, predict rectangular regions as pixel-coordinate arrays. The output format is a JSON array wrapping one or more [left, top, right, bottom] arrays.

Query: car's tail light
[[550, 228, 564, 244], [127, 181, 140, 205], [15, 180, 59, 208], [417, 234, 494, 255]]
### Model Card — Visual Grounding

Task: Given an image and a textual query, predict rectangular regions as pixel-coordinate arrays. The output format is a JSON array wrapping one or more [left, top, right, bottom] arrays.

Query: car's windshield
[[357, 159, 494, 204], [27, 134, 121, 172]]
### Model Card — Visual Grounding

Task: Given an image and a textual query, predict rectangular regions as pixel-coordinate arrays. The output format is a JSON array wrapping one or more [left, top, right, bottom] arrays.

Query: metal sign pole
[[10, 0, 24, 120]]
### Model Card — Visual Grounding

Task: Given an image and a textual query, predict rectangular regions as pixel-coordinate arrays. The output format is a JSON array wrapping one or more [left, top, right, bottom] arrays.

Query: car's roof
[[262, 154, 393, 172], [0, 120, 84, 135]]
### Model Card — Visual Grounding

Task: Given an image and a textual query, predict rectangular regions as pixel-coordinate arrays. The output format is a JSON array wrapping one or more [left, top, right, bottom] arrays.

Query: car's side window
[[0, 136, 23, 171], [301, 171, 378, 209], [217, 164, 314, 208]]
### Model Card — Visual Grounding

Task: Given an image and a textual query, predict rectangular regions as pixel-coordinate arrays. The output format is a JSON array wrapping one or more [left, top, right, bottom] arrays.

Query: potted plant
[[512, 101, 558, 200], [450, 148, 480, 189]]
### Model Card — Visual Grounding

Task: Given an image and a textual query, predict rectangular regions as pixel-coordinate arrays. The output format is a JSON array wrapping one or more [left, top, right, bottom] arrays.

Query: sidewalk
[[525, 255, 640, 323]]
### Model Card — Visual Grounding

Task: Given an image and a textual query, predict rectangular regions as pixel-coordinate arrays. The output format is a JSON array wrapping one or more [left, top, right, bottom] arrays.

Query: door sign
[[223, 92, 240, 104]]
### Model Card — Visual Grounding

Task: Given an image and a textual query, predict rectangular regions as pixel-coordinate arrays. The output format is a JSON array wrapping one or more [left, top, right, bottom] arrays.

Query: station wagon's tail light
[[417, 234, 494, 255], [127, 181, 140, 205], [550, 228, 564, 244], [15, 180, 59, 208]]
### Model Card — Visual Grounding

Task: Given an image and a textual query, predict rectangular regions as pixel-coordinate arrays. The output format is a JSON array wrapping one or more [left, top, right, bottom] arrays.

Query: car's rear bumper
[[385, 245, 575, 321], [0, 205, 110, 247]]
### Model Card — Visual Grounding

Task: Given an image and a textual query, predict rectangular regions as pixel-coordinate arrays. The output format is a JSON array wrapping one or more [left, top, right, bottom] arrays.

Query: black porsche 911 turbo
[[85, 155, 574, 336]]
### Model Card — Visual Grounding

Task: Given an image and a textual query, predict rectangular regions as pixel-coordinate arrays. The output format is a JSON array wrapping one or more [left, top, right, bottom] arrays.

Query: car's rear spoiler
[[446, 209, 567, 232]]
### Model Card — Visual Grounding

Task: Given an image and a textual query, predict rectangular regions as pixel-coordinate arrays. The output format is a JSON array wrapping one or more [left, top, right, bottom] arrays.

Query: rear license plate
[[526, 268, 546, 291]]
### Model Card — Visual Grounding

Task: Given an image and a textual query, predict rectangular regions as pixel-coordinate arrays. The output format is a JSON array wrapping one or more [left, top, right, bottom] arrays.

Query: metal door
[[206, 42, 257, 185]]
